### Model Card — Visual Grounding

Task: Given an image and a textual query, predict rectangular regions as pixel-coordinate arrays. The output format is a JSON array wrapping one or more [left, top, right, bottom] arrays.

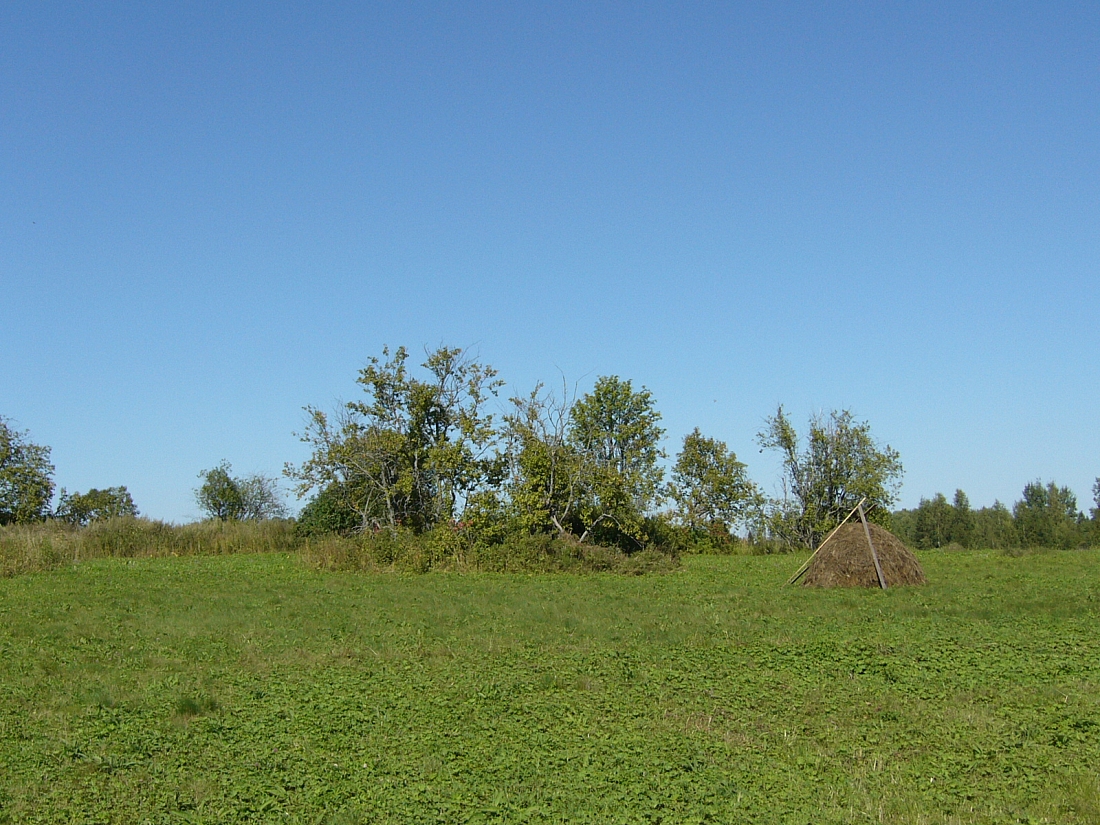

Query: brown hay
[[801, 522, 925, 587]]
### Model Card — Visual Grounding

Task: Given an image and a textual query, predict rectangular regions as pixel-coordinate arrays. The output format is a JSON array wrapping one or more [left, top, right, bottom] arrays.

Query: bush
[[296, 484, 360, 537], [646, 517, 765, 556], [300, 526, 680, 575]]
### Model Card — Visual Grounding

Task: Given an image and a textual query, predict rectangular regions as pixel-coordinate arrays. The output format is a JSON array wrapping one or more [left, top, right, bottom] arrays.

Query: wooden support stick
[[786, 497, 867, 585], [858, 502, 887, 590]]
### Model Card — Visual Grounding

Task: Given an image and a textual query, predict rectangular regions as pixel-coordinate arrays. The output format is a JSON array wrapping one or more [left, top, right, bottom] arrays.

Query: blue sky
[[2, 2, 1097, 522]]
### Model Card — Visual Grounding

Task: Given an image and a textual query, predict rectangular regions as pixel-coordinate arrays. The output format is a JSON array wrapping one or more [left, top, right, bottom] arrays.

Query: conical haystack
[[802, 522, 925, 587]]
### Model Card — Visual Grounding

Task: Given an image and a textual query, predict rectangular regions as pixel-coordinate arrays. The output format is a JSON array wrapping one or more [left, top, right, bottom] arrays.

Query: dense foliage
[[196, 461, 287, 521], [294, 483, 361, 537], [4, 344, 1098, 557], [54, 486, 138, 525], [500, 376, 668, 549], [0, 417, 55, 525], [288, 346, 504, 534], [893, 479, 1099, 550], [666, 428, 761, 550], [756, 406, 904, 549], [288, 351, 685, 553]]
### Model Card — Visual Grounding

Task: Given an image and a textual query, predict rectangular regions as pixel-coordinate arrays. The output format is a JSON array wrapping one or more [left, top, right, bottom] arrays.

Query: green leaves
[[0, 416, 55, 525], [503, 376, 666, 547], [1014, 480, 1084, 549], [568, 376, 665, 544], [757, 406, 903, 549], [289, 346, 504, 535], [667, 428, 761, 537], [55, 486, 139, 526], [196, 461, 286, 521]]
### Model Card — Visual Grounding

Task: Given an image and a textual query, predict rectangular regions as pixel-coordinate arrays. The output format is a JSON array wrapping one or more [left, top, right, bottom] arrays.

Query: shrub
[[299, 526, 680, 575], [296, 484, 360, 537]]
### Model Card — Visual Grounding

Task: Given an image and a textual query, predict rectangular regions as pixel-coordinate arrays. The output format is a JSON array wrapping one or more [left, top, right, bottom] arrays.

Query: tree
[[667, 428, 759, 537], [971, 501, 1017, 549], [913, 493, 952, 549], [910, 489, 975, 549], [1013, 480, 1081, 549], [287, 345, 503, 533], [503, 380, 588, 538], [889, 506, 918, 546], [196, 462, 244, 520], [196, 461, 286, 521], [950, 489, 974, 548], [757, 406, 903, 549], [567, 376, 665, 544], [0, 417, 55, 525], [501, 375, 666, 546], [55, 486, 138, 526], [237, 473, 288, 521]]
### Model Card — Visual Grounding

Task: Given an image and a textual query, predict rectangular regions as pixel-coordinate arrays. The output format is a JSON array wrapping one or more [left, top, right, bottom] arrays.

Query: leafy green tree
[[913, 493, 953, 549], [0, 417, 55, 525], [889, 506, 918, 546], [1013, 480, 1082, 549], [288, 346, 503, 533], [503, 381, 589, 538], [757, 406, 903, 549], [667, 428, 760, 538], [910, 489, 975, 549], [196, 461, 286, 521], [971, 501, 1017, 549], [502, 375, 665, 546], [950, 489, 974, 547], [196, 462, 245, 520], [55, 486, 138, 526], [567, 376, 665, 544]]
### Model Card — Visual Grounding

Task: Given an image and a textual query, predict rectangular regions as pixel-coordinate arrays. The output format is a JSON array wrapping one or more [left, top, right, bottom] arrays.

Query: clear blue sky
[[3, 2, 1097, 522]]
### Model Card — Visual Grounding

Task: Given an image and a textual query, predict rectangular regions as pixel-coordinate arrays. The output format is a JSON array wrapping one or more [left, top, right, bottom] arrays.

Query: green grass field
[[1, 549, 1098, 824]]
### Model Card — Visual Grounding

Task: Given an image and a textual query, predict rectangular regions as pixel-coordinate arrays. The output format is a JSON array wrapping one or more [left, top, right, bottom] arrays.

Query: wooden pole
[[786, 497, 867, 585], [858, 502, 887, 590]]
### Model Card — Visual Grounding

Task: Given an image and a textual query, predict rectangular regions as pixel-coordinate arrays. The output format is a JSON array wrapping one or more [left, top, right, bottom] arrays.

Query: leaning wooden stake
[[858, 502, 888, 590], [786, 497, 867, 585]]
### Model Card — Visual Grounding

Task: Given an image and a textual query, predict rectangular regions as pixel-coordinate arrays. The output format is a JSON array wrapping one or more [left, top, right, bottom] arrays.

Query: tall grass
[[0, 519, 679, 578], [0, 517, 299, 578]]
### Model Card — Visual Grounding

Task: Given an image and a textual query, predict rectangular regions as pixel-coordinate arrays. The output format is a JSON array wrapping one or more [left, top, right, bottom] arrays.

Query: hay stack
[[802, 522, 925, 587]]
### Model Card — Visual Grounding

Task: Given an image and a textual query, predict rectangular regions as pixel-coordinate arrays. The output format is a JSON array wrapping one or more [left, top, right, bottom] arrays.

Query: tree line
[[892, 481, 1100, 550], [0, 416, 138, 526], [4, 345, 1098, 554], [284, 345, 904, 553]]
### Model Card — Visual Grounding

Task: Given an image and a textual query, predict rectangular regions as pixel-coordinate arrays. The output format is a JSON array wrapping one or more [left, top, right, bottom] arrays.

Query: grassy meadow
[[1, 547, 1099, 824]]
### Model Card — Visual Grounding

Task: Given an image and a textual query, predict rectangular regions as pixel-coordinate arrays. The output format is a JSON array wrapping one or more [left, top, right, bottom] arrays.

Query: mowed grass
[[1, 550, 1099, 824]]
